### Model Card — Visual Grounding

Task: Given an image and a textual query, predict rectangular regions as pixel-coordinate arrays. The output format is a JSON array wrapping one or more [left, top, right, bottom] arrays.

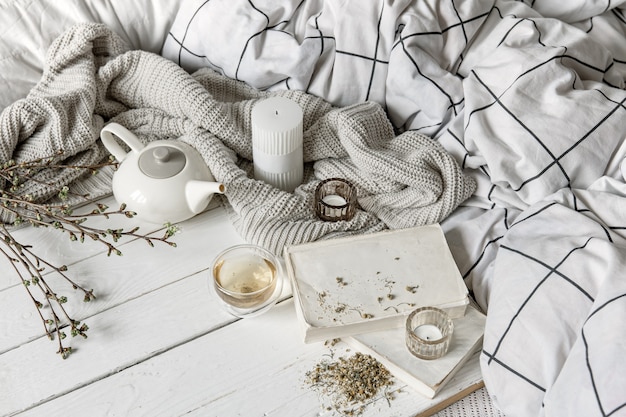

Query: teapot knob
[[153, 147, 171, 163], [139, 145, 186, 179]]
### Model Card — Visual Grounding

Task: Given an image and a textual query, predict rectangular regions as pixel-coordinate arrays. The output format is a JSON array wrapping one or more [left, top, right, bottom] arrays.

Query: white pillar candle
[[252, 97, 303, 192]]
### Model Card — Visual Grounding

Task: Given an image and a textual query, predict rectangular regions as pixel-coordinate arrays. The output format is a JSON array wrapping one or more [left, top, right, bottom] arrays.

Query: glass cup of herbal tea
[[210, 244, 283, 318]]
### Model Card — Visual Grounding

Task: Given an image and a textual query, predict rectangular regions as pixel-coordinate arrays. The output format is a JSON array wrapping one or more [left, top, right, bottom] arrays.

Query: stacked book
[[283, 224, 486, 407]]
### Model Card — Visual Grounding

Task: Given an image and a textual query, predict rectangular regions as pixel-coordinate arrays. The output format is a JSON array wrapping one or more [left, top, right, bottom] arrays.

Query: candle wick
[[275, 110, 279, 116]]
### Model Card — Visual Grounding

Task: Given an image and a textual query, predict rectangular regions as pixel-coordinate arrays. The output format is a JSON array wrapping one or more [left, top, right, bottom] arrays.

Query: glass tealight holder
[[314, 178, 357, 221], [209, 244, 283, 318], [405, 307, 454, 360]]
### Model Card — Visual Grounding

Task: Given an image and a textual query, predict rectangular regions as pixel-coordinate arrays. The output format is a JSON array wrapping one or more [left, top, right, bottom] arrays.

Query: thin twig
[[0, 153, 177, 358]]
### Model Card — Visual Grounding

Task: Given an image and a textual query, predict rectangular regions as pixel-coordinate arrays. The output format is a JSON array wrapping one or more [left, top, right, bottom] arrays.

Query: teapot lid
[[139, 146, 186, 179]]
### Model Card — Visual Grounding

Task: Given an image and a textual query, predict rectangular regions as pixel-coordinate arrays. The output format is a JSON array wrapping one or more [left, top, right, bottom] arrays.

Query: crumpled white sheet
[[442, 181, 626, 417], [0, 0, 182, 112], [162, 1, 626, 416]]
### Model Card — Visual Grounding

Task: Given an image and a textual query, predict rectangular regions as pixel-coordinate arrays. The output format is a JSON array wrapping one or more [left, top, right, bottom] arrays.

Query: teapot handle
[[100, 123, 145, 162]]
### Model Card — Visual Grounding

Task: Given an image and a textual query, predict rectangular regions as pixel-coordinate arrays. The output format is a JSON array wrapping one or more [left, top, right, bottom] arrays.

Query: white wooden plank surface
[[1, 205, 247, 415], [0, 198, 495, 417], [0, 202, 240, 354], [8, 293, 485, 417], [0, 196, 159, 291]]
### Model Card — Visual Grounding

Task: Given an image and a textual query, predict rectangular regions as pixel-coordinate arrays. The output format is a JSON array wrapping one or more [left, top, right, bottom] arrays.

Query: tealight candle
[[322, 194, 347, 206], [314, 178, 357, 221], [406, 307, 454, 360], [252, 96, 303, 192], [413, 324, 443, 341]]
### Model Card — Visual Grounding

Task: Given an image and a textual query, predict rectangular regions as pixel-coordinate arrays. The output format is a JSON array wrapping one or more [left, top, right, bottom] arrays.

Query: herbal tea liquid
[[213, 254, 277, 308]]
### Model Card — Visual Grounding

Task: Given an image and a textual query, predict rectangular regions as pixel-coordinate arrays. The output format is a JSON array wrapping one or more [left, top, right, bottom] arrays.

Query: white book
[[283, 224, 469, 343], [345, 305, 486, 399]]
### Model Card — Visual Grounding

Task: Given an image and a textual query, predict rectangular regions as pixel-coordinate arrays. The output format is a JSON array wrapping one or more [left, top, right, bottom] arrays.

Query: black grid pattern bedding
[[162, 1, 626, 416]]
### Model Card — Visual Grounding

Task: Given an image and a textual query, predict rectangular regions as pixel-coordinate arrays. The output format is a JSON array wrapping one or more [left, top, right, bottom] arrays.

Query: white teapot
[[100, 123, 224, 224]]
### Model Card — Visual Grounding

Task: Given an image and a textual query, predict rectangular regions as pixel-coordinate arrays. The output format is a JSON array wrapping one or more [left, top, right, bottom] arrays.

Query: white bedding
[[0, 0, 182, 112], [162, 1, 626, 416], [2, 0, 626, 416]]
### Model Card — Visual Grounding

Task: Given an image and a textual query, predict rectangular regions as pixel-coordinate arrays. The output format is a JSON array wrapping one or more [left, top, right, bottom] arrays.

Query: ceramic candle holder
[[405, 307, 454, 360], [210, 244, 283, 318], [314, 178, 357, 221]]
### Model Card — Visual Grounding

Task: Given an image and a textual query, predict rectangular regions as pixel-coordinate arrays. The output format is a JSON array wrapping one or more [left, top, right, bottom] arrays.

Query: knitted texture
[[0, 24, 476, 254]]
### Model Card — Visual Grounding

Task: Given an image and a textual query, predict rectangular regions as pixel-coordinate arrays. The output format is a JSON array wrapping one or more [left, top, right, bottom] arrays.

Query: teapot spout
[[186, 180, 225, 214]]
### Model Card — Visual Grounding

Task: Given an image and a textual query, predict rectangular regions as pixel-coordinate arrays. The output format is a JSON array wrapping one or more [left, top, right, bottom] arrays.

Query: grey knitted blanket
[[0, 23, 476, 254]]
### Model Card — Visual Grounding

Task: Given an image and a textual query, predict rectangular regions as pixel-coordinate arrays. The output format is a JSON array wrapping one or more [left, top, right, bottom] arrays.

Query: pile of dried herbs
[[305, 350, 396, 416]]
